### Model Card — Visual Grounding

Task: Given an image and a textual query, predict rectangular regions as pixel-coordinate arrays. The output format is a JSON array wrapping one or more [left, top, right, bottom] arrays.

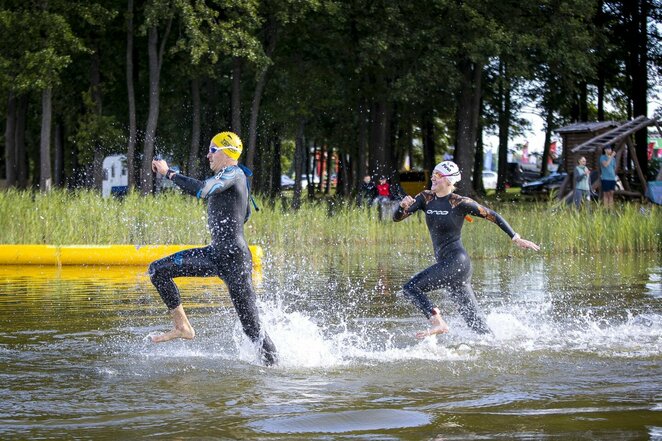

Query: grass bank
[[0, 189, 659, 258]]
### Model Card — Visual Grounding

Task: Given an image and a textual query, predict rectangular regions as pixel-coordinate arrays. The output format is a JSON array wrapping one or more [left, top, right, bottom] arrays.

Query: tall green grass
[[0, 189, 209, 245], [0, 189, 659, 257]]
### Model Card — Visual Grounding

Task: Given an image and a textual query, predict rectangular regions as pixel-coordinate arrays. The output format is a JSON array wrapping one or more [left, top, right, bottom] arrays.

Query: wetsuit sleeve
[[197, 168, 241, 199], [172, 168, 241, 199], [458, 197, 517, 239], [170, 173, 205, 197], [393, 192, 427, 222]]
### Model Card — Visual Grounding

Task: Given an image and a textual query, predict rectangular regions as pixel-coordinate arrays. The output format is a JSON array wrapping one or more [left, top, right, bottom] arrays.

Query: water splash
[[128, 286, 662, 370]]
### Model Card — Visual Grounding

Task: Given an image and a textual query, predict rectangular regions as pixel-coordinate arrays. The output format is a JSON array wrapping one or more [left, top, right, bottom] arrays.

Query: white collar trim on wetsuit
[[214, 167, 226, 180], [215, 165, 240, 180]]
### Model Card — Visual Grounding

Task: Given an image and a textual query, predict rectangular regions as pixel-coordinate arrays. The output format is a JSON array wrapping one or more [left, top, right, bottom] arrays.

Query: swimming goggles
[[432, 170, 459, 179], [209, 145, 240, 154]]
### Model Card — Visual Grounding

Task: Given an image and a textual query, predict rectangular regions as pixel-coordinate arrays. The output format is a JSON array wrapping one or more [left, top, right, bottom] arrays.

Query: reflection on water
[[0, 251, 660, 440]]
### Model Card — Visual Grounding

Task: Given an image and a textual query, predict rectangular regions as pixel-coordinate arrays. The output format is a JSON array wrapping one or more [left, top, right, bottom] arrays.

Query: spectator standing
[[573, 156, 591, 208], [358, 175, 377, 206], [600, 145, 617, 209], [374, 176, 392, 205]]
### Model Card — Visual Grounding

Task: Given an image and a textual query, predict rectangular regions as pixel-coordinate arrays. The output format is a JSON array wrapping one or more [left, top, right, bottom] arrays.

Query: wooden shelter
[[555, 116, 661, 199]]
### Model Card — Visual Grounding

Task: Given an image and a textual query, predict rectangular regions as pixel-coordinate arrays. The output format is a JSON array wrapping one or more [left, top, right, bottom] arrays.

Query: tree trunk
[[40, 87, 53, 192], [422, 109, 435, 175], [392, 110, 404, 175], [246, 23, 277, 169], [357, 99, 368, 182], [15, 94, 28, 188], [369, 97, 390, 176], [246, 71, 266, 170], [496, 60, 510, 193], [570, 89, 580, 122], [141, 26, 160, 194], [68, 141, 81, 188], [627, 0, 649, 180], [140, 21, 171, 194], [4, 92, 17, 186], [231, 57, 242, 137], [188, 78, 201, 177], [202, 78, 217, 145], [252, 129, 268, 193], [339, 152, 350, 197], [54, 119, 65, 186], [91, 47, 104, 191], [324, 145, 333, 194], [270, 134, 282, 199], [308, 141, 316, 198], [126, 0, 137, 190], [540, 107, 554, 177], [454, 60, 483, 196], [596, 0, 606, 122], [579, 81, 588, 122], [400, 111, 413, 171], [292, 119, 306, 209], [473, 111, 484, 194], [597, 69, 605, 121]]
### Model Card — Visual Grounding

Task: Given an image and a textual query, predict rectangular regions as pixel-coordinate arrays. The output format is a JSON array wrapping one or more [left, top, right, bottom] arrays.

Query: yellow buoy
[[0, 244, 263, 269]]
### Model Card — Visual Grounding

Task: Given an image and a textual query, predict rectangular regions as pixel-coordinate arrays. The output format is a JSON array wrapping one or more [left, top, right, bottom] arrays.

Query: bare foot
[[150, 325, 195, 343], [415, 312, 449, 339]]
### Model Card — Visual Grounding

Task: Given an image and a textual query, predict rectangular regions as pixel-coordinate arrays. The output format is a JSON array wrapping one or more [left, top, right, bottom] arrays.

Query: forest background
[[1, 0, 661, 207]]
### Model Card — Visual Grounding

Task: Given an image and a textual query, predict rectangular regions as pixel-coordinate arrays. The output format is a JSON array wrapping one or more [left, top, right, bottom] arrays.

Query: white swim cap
[[433, 161, 461, 184]]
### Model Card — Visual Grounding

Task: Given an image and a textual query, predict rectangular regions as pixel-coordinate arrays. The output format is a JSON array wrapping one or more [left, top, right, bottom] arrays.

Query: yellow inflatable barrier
[[0, 244, 263, 269]]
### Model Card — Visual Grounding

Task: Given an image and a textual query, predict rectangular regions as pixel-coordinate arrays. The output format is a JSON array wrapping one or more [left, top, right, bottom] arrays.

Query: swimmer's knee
[[403, 280, 419, 296], [148, 261, 158, 279], [148, 260, 163, 280]]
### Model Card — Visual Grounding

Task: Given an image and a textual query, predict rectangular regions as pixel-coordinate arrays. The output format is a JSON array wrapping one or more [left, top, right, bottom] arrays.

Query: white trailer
[[102, 155, 128, 197]]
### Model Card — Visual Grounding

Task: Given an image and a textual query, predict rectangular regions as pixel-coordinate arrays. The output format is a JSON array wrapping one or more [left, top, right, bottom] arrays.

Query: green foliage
[[0, 8, 86, 92], [69, 91, 125, 164], [0, 190, 658, 258], [0, 0, 658, 192], [280, 139, 295, 174]]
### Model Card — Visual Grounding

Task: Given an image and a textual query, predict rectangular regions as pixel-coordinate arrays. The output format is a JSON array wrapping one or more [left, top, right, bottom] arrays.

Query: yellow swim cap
[[210, 132, 243, 160]]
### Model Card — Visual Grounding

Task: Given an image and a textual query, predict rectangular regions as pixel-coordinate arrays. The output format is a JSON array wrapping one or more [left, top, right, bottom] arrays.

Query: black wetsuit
[[149, 165, 276, 365], [394, 191, 517, 334]]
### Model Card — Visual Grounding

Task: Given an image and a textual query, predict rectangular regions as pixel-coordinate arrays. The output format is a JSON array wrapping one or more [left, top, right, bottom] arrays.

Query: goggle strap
[[210, 145, 241, 153]]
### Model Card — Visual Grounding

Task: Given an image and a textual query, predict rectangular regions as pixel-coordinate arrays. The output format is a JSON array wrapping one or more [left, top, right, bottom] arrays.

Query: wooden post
[[558, 174, 571, 199], [626, 138, 648, 195]]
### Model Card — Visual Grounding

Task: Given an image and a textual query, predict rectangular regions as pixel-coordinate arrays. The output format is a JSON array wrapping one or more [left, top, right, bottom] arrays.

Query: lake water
[[0, 250, 660, 440]]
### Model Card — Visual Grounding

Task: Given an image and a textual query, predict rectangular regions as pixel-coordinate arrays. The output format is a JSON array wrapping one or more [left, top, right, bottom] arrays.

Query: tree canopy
[[1, 0, 660, 197]]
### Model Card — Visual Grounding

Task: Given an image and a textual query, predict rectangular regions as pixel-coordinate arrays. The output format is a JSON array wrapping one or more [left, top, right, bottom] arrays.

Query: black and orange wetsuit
[[394, 191, 517, 334], [149, 165, 276, 364]]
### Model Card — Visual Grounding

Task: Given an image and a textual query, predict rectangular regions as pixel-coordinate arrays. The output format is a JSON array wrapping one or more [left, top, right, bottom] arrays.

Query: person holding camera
[[600, 145, 617, 209]]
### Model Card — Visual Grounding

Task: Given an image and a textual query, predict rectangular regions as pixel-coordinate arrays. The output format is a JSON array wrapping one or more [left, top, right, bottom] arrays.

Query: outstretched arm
[[393, 192, 428, 222], [152, 159, 204, 197], [459, 197, 540, 251]]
